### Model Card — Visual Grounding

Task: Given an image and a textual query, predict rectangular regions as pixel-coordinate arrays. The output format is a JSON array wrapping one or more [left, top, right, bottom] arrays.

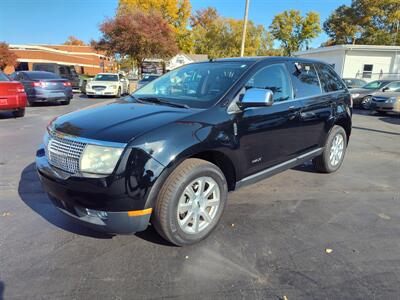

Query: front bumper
[[86, 88, 118, 96], [370, 101, 400, 113], [35, 144, 160, 234]]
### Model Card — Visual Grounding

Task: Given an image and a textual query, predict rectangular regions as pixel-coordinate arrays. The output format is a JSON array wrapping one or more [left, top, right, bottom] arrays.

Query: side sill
[[235, 147, 324, 189]]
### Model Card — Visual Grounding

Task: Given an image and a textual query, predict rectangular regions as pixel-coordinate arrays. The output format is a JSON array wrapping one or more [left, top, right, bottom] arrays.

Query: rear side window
[[288, 62, 321, 98], [245, 63, 293, 102], [317, 64, 346, 92]]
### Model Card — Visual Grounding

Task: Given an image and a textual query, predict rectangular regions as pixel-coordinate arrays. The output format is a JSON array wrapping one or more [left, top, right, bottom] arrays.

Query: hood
[[52, 99, 197, 143], [349, 88, 378, 95], [372, 91, 400, 99], [90, 81, 119, 86]]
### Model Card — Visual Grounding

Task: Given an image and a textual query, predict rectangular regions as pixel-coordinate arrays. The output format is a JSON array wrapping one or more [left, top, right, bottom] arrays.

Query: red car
[[0, 71, 27, 117]]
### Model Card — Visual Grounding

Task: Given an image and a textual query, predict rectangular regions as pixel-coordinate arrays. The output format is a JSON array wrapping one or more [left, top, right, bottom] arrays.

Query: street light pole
[[240, 0, 250, 57]]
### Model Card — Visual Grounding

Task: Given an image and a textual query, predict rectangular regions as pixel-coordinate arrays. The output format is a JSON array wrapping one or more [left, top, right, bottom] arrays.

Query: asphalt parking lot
[[0, 95, 399, 299]]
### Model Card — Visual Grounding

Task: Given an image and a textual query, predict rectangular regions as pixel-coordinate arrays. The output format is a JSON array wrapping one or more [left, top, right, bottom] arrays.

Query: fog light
[[86, 208, 108, 219]]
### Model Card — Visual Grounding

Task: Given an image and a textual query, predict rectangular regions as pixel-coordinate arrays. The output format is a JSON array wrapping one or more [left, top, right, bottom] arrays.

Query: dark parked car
[[137, 74, 160, 89], [32, 63, 80, 90], [0, 71, 27, 117], [349, 80, 400, 109], [36, 57, 352, 246], [10, 71, 73, 105], [343, 78, 367, 89], [370, 88, 400, 114]]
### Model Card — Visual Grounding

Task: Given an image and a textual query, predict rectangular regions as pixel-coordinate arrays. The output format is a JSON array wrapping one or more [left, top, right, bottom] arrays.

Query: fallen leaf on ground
[[1, 212, 11, 217], [325, 248, 333, 254]]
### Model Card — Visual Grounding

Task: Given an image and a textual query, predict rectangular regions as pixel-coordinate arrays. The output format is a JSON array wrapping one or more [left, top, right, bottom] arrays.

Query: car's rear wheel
[[152, 158, 228, 246], [12, 108, 25, 118], [361, 96, 372, 109], [313, 125, 347, 173]]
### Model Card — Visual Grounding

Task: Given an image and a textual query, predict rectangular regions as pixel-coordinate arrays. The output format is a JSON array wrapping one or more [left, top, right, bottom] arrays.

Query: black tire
[[313, 125, 347, 173], [12, 108, 25, 118], [60, 99, 70, 105], [116, 88, 121, 98], [361, 96, 372, 109], [152, 158, 228, 246]]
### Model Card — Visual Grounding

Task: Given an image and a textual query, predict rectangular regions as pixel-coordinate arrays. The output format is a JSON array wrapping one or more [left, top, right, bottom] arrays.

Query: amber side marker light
[[127, 208, 153, 217]]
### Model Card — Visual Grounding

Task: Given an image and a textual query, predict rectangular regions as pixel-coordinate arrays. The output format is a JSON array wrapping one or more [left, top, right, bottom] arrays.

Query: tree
[[269, 10, 321, 56], [64, 36, 86, 46], [92, 11, 178, 74], [324, 0, 400, 46], [0, 42, 18, 71], [190, 7, 276, 58], [117, 0, 192, 52]]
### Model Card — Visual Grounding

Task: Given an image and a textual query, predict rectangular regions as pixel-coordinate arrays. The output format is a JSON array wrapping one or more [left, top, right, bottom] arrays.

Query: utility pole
[[240, 0, 250, 57]]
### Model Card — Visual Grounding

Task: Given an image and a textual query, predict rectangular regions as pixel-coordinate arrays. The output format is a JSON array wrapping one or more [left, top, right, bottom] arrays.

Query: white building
[[294, 45, 400, 82], [166, 53, 208, 71]]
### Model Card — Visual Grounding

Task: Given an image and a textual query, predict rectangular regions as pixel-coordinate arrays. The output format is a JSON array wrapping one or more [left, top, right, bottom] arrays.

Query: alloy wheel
[[329, 133, 344, 167], [177, 176, 220, 234]]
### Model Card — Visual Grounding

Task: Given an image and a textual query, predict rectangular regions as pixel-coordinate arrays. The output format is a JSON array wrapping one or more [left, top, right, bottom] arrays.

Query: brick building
[[4, 44, 116, 75]]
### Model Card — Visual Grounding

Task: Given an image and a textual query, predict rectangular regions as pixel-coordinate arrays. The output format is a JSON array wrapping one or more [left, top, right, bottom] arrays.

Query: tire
[[12, 108, 25, 118], [60, 99, 70, 105], [313, 125, 347, 173], [116, 88, 121, 98], [152, 158, 228, 246], [361, 96, 372, 109]]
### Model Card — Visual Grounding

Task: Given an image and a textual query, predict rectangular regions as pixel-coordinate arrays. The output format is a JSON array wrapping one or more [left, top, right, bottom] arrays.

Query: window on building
[[245, 63, 293, 102], [362, 64, 373, 78], [288, 62, 322, 98]]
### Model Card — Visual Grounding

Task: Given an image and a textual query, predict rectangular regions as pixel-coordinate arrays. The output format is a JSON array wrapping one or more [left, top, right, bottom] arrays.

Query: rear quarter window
[[316, 64, 346, 92], [288, 62, 322, 98]]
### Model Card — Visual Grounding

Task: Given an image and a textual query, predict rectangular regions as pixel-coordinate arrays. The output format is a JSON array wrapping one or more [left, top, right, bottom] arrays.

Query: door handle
[[287, 105, 299, 120]]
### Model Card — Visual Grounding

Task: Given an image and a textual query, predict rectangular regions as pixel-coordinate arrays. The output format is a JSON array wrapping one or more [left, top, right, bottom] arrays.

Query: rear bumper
[[29, 89, 73, 102]]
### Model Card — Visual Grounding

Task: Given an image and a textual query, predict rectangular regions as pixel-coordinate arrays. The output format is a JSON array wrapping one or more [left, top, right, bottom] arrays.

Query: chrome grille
[[92, 85, 106, 90], [47, 134, 86, 173]]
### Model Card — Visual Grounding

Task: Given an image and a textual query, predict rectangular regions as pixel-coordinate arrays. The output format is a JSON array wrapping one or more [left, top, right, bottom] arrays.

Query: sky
[[0, 0, 351, 48]]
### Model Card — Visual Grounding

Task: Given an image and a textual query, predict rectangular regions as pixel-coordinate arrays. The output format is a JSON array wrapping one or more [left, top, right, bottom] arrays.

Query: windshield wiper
[[137, 97, 189, 109]]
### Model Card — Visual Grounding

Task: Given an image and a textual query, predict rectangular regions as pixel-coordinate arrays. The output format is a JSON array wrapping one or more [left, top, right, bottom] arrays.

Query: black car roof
[[20, 71, 54, 75], [204, 56, 330, 66]]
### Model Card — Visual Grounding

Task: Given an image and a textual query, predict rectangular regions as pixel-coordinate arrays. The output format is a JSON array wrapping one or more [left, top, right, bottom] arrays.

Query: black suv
[[36, 57, 352, 246]]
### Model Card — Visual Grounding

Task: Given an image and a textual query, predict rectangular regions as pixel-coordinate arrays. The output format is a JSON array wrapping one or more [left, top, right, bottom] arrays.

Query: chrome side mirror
[[240, 88, 274, 108]]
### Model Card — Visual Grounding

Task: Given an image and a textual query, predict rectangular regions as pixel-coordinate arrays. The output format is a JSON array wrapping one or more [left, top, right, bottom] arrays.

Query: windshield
[[133, 62, 249, 108], [0, 72, 10, 81], [362, 80, 387, 90], [94, 74, 118, 81]]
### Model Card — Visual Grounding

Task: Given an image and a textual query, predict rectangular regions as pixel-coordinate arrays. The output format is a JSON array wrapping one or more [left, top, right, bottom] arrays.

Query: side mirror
[[382, 87, 389, 92], [240, 88, 274, 109]]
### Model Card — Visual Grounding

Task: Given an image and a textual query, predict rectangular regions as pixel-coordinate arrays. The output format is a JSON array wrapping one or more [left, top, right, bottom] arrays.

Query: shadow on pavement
[[18, 163, 173, 246], [0, 281, 4, 300]]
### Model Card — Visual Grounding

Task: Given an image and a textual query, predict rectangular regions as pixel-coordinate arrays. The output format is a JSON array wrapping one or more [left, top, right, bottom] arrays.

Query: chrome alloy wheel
[[330, 133, 344, 166], [177, 176, 220, 234]]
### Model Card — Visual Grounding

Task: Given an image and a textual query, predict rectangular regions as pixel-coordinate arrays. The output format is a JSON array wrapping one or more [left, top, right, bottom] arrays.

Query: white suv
[[86, 73, 129, 97]]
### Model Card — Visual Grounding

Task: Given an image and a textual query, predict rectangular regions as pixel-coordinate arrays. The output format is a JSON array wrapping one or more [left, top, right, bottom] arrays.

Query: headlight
[[86, 84, 91, 89], [387, 96, 398, 103], [110, 85, 117, 89], [351, 93, 360, 98], [80, 145, 124, 174]]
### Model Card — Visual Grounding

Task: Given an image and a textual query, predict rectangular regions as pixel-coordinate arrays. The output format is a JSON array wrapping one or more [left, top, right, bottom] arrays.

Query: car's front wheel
[[313, 125, 347, 173], [152, 158, 228, 246], [361, 96, 372, 109]]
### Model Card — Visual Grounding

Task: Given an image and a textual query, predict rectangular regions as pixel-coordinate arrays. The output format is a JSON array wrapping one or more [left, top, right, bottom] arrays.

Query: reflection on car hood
[[372, 91, 400, 99], [89, 81, 119, 86], [53, 99, 197, 143]]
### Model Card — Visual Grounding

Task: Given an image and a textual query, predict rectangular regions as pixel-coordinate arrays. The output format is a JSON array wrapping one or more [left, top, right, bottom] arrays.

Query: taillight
[[63, 82, 71, 87], [32, 81, 46, 88], [16, 87, 25, 93]]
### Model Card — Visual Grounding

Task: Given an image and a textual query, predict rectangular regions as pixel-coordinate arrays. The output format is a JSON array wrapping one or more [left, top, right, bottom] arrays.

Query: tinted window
[[385, 81, 400, 91], [317, 64, 346, 92], [0, 72, 10, 81], [26, 72, 59, 80], [289, 62, 321, 98], [59, 66, 68, 76], [245, 63, 292, 102], [94, 74, 119, 81], [362, 80, 387, 90], [33, 64, 55, 73], [134, 62, 249, 109]]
